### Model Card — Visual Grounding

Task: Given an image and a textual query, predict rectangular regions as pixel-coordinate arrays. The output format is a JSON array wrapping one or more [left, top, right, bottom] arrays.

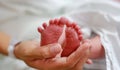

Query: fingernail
[[50, 44, 62, 54]]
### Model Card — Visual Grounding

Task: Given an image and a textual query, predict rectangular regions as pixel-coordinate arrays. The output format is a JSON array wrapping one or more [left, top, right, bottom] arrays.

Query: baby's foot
[[61, 18, 82, 56], [38, 18, 65, 46], [38, 17, 83, 57]]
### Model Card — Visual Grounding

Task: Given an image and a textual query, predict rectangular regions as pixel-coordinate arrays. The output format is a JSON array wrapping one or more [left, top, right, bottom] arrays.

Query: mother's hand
[[14, 40, 62, 65], [24, 41, 91, 70]]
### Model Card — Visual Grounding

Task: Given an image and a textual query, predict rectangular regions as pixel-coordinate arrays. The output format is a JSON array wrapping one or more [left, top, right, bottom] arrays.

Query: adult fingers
[[25, 43, 90, 70], [86, 59, 93, 64], [74, 46, 91, 70], [66, 42, 91, 66], [30, 43, 62, 59]]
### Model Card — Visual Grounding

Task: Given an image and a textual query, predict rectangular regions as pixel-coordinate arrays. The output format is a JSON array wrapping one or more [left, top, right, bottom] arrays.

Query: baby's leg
[[89, 36, 105, 59]]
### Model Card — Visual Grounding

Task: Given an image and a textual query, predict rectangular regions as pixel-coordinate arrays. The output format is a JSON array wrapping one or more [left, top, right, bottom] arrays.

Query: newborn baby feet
[[38, 17, 83, 57]]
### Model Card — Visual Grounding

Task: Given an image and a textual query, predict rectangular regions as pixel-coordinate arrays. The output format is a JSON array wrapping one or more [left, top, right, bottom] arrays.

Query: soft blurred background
[[0, 0, 120, 70]]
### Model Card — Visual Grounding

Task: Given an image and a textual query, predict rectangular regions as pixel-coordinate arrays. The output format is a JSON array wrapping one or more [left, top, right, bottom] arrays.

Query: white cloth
[[0, 0, 120, 70], [66, 1, 120, 70], [68, 11, 120, 70]]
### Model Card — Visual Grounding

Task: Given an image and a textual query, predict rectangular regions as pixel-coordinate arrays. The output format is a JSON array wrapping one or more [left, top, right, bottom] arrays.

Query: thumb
[[33, 43, 62, 59]]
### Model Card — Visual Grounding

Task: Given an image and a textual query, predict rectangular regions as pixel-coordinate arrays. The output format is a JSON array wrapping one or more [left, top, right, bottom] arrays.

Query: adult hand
[[14, 40, 62, 65], [23, 41, 91, 70]]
